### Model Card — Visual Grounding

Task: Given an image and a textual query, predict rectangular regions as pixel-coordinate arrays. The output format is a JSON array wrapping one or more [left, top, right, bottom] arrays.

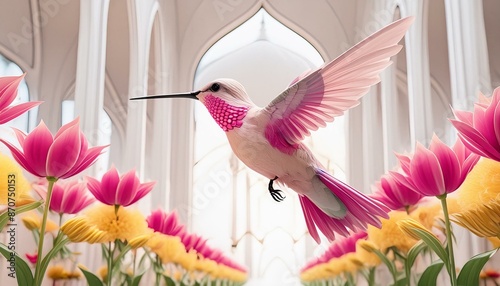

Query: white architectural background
[[0, 0, 499, 285]]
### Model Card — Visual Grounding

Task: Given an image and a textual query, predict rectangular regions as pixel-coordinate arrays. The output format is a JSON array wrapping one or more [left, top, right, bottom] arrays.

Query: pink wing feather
[[263, 17, 414, 151]]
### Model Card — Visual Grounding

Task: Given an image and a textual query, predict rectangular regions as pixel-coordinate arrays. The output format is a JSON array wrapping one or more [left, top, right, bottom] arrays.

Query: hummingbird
[[132, 17, 414, 243]]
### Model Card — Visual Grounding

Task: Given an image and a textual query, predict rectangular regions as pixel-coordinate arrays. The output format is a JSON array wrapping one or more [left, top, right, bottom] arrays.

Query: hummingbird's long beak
[[130, 90, 201, 100]]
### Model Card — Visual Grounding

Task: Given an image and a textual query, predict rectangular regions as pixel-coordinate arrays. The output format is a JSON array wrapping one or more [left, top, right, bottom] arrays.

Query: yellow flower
[[85, 204, 151, 242], [410, 200, 442, 229], [397, 218, 439, 242], [487, 237, 500, 248], [46, 265, 80, 280], [176, 249, 198, 272], [454, 158, 500, 212], [147, 233, 186, 264], [367, 211, 418, 253], [451, 199, 500, 238], [0, 152, 34, 206], [21, 212, 58, 232], [61, 217, 109, 243], [128, 233, 153, 249], [98, 265, 108, 282], [195, 257, 218, 275], [355, 240, 381, 267]]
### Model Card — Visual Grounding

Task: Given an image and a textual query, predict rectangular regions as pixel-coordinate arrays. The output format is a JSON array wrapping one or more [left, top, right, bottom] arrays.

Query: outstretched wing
[[263, 17, 414, 153]]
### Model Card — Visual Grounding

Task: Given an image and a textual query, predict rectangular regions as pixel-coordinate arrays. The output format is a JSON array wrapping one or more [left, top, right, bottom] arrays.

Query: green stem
[[368, 267, 375, 286], [439, 194, 457, 286], [33, 177, 57, 286], [107, 242, 113, 286], [155, 255, 161, 286]]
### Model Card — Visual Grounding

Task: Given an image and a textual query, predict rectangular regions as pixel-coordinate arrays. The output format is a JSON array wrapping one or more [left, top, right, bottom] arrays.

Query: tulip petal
[[63, 145, 107, 178], [0, 74, 24, 110], [46, 122, 81, 178], [23, 121, 53, 177], [98, 167, 120, 205], [116, 169, 140, 206], [451, 119, 500, 160], [12, 128, 27, 146], [410, 143, 445, 196], [132, 181, 156, 204], [0, 138, 39, 177], [49, 183, 65, 213], [86, 176, 113, 205], [429, 135, 461, 192], [495, 102, 500, 149], [0, 101, 42, 124]]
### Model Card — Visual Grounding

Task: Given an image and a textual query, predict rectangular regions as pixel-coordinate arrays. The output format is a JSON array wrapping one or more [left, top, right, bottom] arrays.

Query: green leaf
[[35, 237, 70, 285], [394, 277, 408, 286], [407, 241, 427, 270], [164, 275, 176, 286], [417, 260, 444, 286], [411, 228, 448, 264], [0, 243, 34, 286], [131, 270, 146, 286], [457, 248, 498, 286], [0, 200, 43, 230], [79, 266, 104, 286], [370, 248, 397, 278]]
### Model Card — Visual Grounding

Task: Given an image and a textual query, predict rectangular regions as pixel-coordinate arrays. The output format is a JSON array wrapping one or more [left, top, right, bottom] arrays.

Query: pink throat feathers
[[204, 95, 248, 132]]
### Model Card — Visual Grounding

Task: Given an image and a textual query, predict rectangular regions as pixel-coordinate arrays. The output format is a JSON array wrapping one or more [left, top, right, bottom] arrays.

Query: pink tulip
[[0, 118, 106, 179], [25, 252, 38, 264], [86, 166, 155, 206], [372, 172, 423, 211], [394, 135, 479, 197], [0, 74, 42, 124], [146, 208, 185, 237], [450, 87, 500, 161], [49, 180, 95, 214]]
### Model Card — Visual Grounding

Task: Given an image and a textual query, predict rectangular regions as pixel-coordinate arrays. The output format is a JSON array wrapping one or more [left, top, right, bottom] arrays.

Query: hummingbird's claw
[[268, 176, 286, 202]]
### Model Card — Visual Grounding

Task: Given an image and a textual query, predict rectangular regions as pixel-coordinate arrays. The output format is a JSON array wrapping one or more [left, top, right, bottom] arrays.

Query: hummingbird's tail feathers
[[300, 170, 390, 243]]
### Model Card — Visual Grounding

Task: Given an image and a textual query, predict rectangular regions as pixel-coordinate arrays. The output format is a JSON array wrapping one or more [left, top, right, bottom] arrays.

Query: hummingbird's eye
[[210, 83, 220, 92]]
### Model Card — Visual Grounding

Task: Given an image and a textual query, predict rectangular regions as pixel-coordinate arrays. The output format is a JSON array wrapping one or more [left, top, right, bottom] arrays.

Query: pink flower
[[450, 87, 500, 161], [0, 74, 42, 124], [146, 208, 185, 237], [0, 118, 107, 179], [25, 252, 37, 264], [87, 167, 155, 206], [372, 172, 423, 211], [49, 180, 95, 214], [301, 231, 367, 272], [182, 232, 207, 252], [394, 135, 479, 197]]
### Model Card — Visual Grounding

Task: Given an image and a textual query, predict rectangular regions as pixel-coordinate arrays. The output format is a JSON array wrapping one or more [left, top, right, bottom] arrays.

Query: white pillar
[[398, 0, 434, 146], [71, 0, 110, 277], [123, 0, 157, 173], [444, 0, 491, 111], [73, 0, 110, 175], [444, 0, 491, 265], [148, 11, 173, 211]]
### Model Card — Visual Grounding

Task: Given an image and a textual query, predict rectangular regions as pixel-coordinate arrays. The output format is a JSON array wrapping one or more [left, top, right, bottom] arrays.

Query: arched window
[[192, 9, 346, 284]]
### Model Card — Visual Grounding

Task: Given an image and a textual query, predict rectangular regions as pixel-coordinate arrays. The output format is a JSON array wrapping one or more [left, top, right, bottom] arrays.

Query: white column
[[123, 0, 157, 174], [444, 0, 491, 264], [148, 13, 173, 212], [73, 0, 110, 175], [398, 0, 434, 146], [71, 0, 110, 277], [444, 0, 491, 111]]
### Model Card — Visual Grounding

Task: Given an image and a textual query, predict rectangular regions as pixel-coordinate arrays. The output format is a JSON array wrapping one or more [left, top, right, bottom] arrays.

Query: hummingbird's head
[[197, 79, 255, 131], [197, 78, 254, 108], [130, 78, 255, 132]]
